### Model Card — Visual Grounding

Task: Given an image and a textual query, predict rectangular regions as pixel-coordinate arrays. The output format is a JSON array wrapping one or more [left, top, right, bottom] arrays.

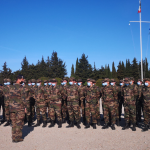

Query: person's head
[[28, 80, 31, 86], [63, 77, 68, 86], [69, 77, 74, 85], [110, 79, 116, 86], [31, 79, 36, 86], [16, 75, 24, 84], [120, 80, 124, 87], [124, 77, 130, 86], [36, 79, 42, 86], [144, 78, 150, 87], [3, 78, 7, 86], [51, 79, 57, 87], [48, 79, 52, 86], [87, 78, 93, 87], [74, 79, 77, 85], [44, 80, 47, 86], [130, 77, 134, 85], [13, 80, 16, 85], [77, 79, 82, 86], [104, 78, 110, 86], [137, 79, 142, 86]]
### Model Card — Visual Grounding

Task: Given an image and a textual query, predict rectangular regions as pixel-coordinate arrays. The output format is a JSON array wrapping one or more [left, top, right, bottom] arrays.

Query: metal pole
[[140, 12, 143, 81]]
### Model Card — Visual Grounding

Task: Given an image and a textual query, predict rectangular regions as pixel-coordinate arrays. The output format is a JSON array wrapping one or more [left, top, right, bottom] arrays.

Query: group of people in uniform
[[0, 75, 150, 143]]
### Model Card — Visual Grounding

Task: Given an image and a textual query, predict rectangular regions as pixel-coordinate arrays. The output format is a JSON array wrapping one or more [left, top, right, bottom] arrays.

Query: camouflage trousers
[[36, 102, 47, 122], [26, 100, 35, 121], [124, 102, 136, 124], [103, 101, 116, 125], [85, 102, 97, 124], [78, 100, 85, 120], [143, 101, 150, 125], [114, 102, 119, 119], [5, 100, 10, 121], [136, 100, 143, 122], [95, 103, 100, 120], [67, 101, 80, 122], [50, 101, 62, 121], [62, 102, 67, 119], [10, 110, 25, 141], [0, 96, 5, 120], [45, 100, 50, 118]]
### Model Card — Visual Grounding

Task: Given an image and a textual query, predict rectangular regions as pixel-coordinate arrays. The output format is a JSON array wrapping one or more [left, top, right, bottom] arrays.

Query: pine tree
[[75, 58, 79, 79], [21, 56, 29, 80], [71, 64, 75, 77], [131, 57, 139, 81], [112, 61, 117, 78], [117, 61, 124, 80]]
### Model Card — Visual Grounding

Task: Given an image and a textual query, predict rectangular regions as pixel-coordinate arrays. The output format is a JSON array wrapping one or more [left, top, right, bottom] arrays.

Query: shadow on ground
[[22, 126, 34, 139]]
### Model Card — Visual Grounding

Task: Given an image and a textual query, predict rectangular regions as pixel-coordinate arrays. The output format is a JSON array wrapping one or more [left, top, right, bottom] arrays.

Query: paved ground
[[0, 99, 150, 150]]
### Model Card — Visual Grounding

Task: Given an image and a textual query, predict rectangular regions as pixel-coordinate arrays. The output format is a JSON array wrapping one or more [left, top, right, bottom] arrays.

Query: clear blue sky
[[0, 0, 150, 76]]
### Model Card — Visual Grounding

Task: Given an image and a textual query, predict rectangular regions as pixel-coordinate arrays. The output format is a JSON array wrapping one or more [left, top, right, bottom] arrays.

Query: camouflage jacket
[[142, 86, 150, 103], [0, 86, 3, 98], [23, 85, 35, 101], [65, 85, 79, 102], [111, 85, 120, 102], [78, 85, 85, 101], [34, 85, 48, 103], [48, 85, 64, 102], [101, 85, 115, 102], [122, 84, 138, 104], [85, 85, 101, 103], [1, 85, 10, 102], [8, 84, 27, 112]]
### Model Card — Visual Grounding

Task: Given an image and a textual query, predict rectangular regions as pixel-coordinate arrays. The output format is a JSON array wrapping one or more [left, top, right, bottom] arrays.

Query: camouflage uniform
[[65, 78, 81, 128], [48, 80, 64, 128], [84, 79, 101, 128], [8, 83, 27, 142], [34, 79, 47, 127], [101, 79, 116, 129], [122, 78, 138, 131], [0, 85, 5, 122]]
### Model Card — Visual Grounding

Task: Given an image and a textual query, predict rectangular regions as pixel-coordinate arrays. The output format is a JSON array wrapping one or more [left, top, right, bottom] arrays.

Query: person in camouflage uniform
[[3, 78, 11, 126], [101, 78, 116, 130], [8, 75, 27, 143], [92, 79, 101, 126], [110, 79, 120, 126], [84, 79, 101, 129], [65, 77, 81, 129], [48, 79, 64, 128], [0, 83, 5, 124], [141, 78, 150, 132], [61, 77, 68, 123], [136, 79, 143, 124], [13, 80, 16, 85], [122, 77, 138, 131], [34, 79, 47, 127], [77, 79, 86, 125]]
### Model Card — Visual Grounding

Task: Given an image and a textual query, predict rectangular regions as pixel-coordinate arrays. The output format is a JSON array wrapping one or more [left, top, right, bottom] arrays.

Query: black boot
[[93, 123, 96, 129], [28, 121, 31, 127], [58, 121, 62, 128], [49, 120, 55, 128], [111, 124, 115, 130], [1, 118, 5, 124], [66, 121, 74, 128], [34, 120, 40, 127], [132, 123, 136, 131], [42, 121, 47, 128], [116, 119, 120, 126], [102, 123, 109, 129], [142, 124, 149, 132], [4, 120, 10, 127], [122, 122, 129, 130], [83, 117, 86, 125], [97, 119, 101, 126], [62, 118, 66, 123], [76, 122, 81, 129], [47, 118, 51, 123], [84, 123, 90, 129]]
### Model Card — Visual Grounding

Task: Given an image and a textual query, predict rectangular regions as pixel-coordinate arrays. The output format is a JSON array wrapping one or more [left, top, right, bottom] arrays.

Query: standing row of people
[[0, 76, 150, 143]]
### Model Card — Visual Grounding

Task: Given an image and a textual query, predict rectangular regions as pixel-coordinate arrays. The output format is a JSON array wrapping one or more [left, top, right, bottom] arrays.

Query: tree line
[[0, 52, 150, 85]]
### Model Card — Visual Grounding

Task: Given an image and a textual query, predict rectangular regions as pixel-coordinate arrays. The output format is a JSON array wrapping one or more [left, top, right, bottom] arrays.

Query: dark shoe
[[42, 121, 47, 128], [122, 123, 129, 130], [116, 119, 120, 126], [102, 124, 109, 129], [4, 120, 10, 127], [34, 120, 40, 127], [62, 118, 66, 124], [58, 121, 62, 128], [1, 119, 5, 124], [84, 123, 90, 129], [76, 122, 81, 129], [47, 118, 51, 123], [28, 121, 31, 127], [66, 121, 74, 128], [142, 124, 149, 132], [97, 120, 101, 126], [132, 123, 136, 131], [93, 123, 96, 129], [49, 120, 55, 128], [12, 138, 23, 143], [111, 124, 115, 130], [82, 117, 86, 125]]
